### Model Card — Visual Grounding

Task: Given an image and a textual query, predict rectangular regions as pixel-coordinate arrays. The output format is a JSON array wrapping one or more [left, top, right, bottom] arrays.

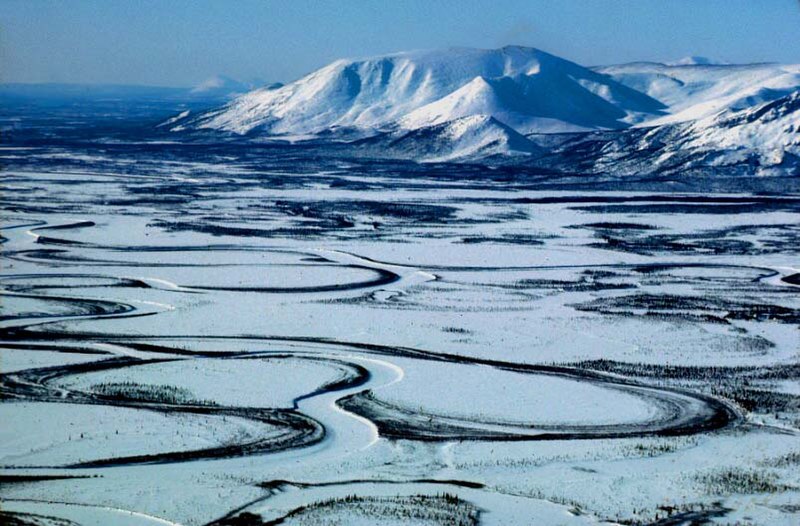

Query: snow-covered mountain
[[355, 114, 544, 162], [190, 75, 250, 96], [667, 56, 720, 66], [595, 61, 800, 125], [162, 46, 800, 172], [545, 90, 800, 176], [173, 46, 666, 136], [679, 90, 800, 161], [189, 75, 280, 99]]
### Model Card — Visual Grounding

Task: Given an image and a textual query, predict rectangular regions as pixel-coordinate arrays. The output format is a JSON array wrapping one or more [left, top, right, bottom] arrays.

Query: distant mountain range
[[161, 46, 800, 173], [0, 75, 275, 104], [5, 46, 797, 174]]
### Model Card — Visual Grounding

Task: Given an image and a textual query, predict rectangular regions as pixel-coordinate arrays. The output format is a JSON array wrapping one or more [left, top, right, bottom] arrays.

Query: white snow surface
[[376, 359, 658, 426], [0, 402, 280, 467], [54, 356, 346, 408]]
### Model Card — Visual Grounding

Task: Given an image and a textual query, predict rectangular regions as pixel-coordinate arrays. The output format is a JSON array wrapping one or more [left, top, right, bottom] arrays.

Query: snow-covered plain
[[1, 81, 799, 525]]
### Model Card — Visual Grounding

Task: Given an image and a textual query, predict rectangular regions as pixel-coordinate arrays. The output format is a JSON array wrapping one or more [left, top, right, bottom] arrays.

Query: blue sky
[[2, 0, 800, 87]]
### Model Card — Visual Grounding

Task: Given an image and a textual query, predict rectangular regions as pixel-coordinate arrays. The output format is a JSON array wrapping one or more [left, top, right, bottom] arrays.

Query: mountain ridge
[[174, 46, 667, 136], [161, 46, 800, 173], [355, 114, 545, 162], [537, 90, 800, 176]]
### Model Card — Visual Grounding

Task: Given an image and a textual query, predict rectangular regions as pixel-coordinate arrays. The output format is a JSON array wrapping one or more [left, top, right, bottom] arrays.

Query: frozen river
[[1, 141, 799, 525]]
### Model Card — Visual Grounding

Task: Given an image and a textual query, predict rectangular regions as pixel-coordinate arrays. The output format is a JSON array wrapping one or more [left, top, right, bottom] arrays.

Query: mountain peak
[[668, 56, 719, 66], [190, 75, 248, 95]]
